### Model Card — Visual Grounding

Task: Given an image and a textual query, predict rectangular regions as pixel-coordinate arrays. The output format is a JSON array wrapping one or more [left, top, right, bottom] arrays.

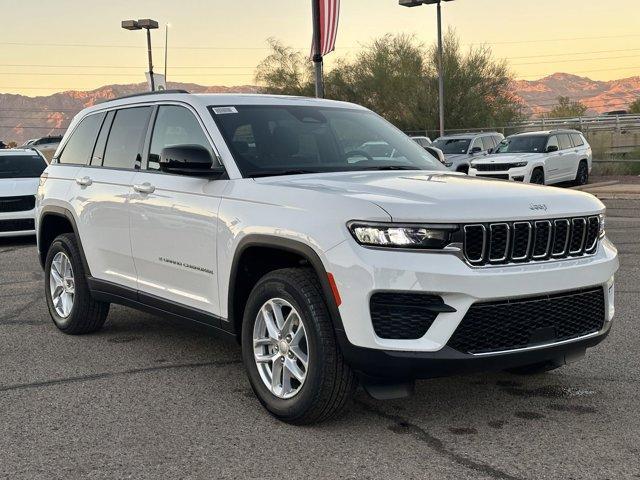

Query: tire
[[530, 168, 545, 185], [44, 233, 109, 334], [574, 161, 589, 186], [241, 268, 357, 424], [506, 361, 561, 375]]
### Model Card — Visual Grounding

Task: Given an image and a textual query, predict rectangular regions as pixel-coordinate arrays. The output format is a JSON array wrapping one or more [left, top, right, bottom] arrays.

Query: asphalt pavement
[[1, 199, 639, 479]]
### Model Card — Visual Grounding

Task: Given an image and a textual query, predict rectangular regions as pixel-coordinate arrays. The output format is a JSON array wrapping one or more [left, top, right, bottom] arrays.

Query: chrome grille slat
[[462, 216, 598, 267]]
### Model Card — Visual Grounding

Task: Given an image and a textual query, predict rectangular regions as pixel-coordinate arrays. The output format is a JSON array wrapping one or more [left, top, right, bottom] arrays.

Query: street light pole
[[164, 24, 169, 83], [399, 0, 453, 137], [121, 18, 159, 92], [436, 0, 444, 137]]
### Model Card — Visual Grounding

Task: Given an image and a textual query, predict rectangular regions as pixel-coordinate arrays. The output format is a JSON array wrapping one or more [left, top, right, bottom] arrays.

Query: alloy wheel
[[253, 298, 309, 399], [49, 251, 75, 318]]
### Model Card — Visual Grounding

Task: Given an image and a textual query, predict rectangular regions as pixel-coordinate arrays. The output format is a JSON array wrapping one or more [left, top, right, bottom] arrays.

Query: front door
[[129, 104, 225, 319]]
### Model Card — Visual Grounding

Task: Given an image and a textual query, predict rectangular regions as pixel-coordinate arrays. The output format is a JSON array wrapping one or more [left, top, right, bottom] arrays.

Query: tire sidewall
[[531, 168, 545, 185], [44, 235, 80, 329], [577, 162, 588, 185], [241, 274, 328, 419]]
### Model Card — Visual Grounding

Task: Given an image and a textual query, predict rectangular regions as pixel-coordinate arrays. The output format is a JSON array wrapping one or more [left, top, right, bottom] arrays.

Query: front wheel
[[530, 168, 545, 185], [241, 268, 357, 424]]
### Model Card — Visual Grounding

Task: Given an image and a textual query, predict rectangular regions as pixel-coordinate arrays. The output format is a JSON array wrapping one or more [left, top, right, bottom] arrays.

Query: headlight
[[599, 213, 606, 238], [512, 161, 528, 167], [348, 222, 458, 249]]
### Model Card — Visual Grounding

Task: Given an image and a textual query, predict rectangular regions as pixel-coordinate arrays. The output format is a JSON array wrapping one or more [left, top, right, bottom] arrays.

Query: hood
[[256, 171, 604, 223], [0, 177, 40, 197], [472, 153, 542, 165]]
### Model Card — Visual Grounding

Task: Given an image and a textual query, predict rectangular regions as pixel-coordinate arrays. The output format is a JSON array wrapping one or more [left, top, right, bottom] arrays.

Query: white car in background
[[410, 136, 451, 167], [21, 136, 62, 162], [0, 149, 47, 237], [468, 130, 592, 186]]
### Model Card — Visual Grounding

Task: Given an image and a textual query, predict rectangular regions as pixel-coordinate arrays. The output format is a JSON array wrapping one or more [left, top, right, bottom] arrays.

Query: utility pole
[[164, 24, 169, 82]]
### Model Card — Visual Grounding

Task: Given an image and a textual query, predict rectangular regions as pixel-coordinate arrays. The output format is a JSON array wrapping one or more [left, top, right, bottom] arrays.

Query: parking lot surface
[[1, 199, 639, 480]]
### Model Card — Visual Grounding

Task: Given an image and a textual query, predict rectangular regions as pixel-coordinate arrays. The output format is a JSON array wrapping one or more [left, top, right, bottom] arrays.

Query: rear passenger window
[[102, 107, 152, 169], [558, 134, 572, 150], [571, 133, 584, 146], [148, 105, 212, 170], [57, 113, 105, 165]]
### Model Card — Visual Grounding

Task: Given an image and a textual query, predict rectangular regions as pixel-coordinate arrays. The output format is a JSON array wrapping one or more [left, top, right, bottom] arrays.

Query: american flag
[[312, 0, 340, 57]]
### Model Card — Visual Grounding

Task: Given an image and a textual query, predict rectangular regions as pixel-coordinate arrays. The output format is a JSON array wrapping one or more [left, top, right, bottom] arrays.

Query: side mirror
[[546, 145, 559, 153], [159, 145, 225, 177], [470, 146, 482, 154], [487, 147, 494, 154]]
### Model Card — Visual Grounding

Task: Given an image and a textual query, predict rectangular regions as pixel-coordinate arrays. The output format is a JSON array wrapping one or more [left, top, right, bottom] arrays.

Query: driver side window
[[546, 136, 559, 151], [470, 137, 484, 152], [148, 105, 212, 170]]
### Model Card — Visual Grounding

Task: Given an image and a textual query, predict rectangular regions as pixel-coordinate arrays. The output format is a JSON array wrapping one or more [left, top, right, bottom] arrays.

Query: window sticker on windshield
[[212, 106, 238, 115]]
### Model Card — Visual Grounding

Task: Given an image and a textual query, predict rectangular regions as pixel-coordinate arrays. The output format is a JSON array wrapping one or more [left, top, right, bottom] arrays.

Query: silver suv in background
[[468, 130, 592, 186], [431, 132, 504, 173]]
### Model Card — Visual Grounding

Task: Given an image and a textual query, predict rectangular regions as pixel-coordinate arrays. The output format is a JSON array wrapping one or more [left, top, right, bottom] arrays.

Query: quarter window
[[102, 107, 152, 170], [148, 105, 212, 170], [571, 133, 585, 146], [57, 113, 105, 165], [558, 134, 572, 150]]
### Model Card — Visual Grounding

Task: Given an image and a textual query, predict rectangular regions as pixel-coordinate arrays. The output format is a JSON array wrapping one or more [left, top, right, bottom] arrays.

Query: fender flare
[[227, 234, 345, 334], [38, 205, 91, 276]]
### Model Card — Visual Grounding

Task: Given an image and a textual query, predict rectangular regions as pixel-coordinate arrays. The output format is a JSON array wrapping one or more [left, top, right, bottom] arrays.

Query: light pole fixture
[[121, 18, 159, 91], [399, 0, 454, 137]]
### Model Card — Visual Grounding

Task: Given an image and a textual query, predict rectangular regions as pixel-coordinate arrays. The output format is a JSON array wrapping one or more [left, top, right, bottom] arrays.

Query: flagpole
[[311, 0, 324, 98]]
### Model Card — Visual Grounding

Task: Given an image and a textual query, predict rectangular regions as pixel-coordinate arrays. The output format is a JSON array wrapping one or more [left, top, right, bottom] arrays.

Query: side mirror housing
[[159, 145, 225, 177], [546, 145, 559, 153], [470, 146, 482, 154]]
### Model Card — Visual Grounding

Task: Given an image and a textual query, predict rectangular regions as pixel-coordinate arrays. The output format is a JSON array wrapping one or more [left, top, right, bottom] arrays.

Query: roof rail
[[101, 89, 190, 103]]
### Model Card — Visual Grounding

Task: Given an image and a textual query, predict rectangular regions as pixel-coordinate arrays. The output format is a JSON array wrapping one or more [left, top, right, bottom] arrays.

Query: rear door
[[557, 133, 577, 180], [73, 106, 152, 290], [129, 103, 226, 319]]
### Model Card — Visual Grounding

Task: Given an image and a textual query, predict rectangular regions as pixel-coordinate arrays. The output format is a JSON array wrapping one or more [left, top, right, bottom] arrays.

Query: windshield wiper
[[248, 169, 320, 178], [360, 165, 422, 171]]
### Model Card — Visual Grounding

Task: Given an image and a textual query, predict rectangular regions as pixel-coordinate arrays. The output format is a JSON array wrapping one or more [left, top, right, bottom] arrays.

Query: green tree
[[255, 38, 315, 96], [255, 32, 523, 133], [629, 97, 640, 114], [548, 96, 588, 118]]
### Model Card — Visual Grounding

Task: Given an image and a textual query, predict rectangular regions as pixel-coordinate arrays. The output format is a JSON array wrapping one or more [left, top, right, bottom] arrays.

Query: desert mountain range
[[1, 74, 639, 144]]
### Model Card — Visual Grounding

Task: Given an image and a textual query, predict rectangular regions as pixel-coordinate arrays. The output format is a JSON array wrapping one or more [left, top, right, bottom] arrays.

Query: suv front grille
[[0, 195, 35, 213], [370, 292, 447, 339], [447, 287, 605, 354], [474, 163, 520, 172], [462, 216, 599, 266]]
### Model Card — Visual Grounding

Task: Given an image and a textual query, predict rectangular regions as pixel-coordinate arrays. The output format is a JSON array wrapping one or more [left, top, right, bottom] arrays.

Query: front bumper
[[325, 236, 618, 355], [337, 324, 610, 379], [468, 166, 530, 182], [0, 208, 36, 237]]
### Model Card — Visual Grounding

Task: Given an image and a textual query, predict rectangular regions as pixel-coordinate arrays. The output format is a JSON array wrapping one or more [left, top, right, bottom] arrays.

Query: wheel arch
[[38, 206, 90, 276], [227, 235, 345, 341]]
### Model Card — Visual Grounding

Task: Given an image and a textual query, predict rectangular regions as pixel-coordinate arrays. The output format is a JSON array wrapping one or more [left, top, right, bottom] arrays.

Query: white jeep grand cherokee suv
[[36, 92, 618, 424], [468, 130, 592, 185]]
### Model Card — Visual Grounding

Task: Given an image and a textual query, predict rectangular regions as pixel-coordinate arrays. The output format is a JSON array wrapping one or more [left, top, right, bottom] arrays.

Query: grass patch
[[592, 161, 640, 176]]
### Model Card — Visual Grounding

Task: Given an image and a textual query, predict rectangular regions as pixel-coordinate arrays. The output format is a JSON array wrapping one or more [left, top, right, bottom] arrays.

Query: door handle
[[133, 183, 155, 194], [75, 176, 92, 187]]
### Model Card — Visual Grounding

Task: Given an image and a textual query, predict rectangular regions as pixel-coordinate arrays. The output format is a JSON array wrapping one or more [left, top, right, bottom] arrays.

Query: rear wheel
[[241, 268, 357, 424], [574, 161, 589, 186], [530, 168, 545, 185], [44, 233, 109, 334]]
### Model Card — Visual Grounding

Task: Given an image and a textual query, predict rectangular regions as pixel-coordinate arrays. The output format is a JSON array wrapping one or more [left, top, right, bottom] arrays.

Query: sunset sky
[[0, 0, 639, 96]]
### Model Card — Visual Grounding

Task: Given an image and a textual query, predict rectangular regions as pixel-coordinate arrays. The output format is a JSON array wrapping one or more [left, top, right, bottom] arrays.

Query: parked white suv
[[468, 130, 592, 185], [36, 92, 618, 424], [1, 148, 47, 237]]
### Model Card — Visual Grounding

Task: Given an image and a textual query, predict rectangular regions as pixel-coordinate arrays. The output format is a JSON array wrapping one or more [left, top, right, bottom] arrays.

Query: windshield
[[210, 105, 445, 177], [0, 154, 47, 178], [494, 136, 548, 154], [431, 137, 471, 154]]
